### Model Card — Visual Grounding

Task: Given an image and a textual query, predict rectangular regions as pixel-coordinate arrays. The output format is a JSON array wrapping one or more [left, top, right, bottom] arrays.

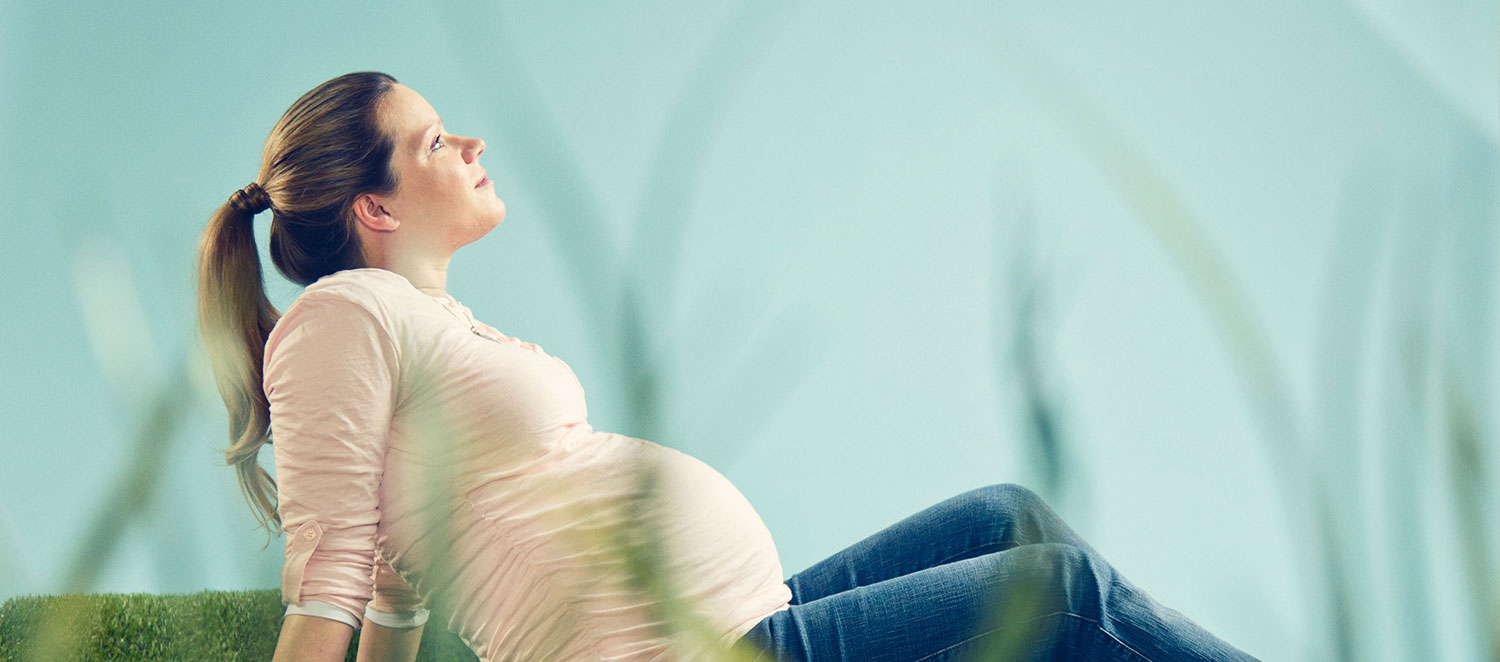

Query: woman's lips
[[475, 171, 490, 188]]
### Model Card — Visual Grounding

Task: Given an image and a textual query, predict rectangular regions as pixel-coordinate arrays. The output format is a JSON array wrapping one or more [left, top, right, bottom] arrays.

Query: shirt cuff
[[364, 604, 431, 629], [285, 600, 361, 629]]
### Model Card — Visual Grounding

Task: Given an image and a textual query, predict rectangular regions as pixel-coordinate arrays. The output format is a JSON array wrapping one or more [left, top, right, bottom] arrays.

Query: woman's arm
[[355, 621, 426, 662], [360, 555, 428, 661], [272, 614, 354, 662], [264, 295, 406, 659]]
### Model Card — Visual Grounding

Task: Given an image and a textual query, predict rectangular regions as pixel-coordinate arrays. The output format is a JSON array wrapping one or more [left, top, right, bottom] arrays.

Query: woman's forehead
[[381, 85, 440, 145]]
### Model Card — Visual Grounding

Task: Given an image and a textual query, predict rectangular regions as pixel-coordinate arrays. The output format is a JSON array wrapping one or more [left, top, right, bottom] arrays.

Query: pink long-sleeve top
[[264, 267, 791, 661]]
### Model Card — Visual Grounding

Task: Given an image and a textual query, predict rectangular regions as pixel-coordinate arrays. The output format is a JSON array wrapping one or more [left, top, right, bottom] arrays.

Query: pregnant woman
[[196, 72, 1257, 662]]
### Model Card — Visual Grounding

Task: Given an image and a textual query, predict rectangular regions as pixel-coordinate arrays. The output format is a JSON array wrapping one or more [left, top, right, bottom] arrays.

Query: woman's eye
[[431, 134, 443, 151]]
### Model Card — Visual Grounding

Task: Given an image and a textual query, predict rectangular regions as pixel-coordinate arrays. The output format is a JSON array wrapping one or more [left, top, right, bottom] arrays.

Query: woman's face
[[374, 84, 505, 252]]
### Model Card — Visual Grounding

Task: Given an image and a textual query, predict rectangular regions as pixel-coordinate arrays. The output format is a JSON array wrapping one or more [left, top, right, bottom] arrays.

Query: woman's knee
[[965, 483, 1052, 526], [1005, 543, 1108, 620]]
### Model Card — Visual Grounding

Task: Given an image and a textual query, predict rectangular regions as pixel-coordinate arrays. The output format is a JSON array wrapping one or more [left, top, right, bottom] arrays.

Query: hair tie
[[229, 182, 272, 215]]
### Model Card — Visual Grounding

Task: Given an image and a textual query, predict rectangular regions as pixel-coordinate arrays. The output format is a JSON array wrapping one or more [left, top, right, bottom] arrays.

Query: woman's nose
[[465, 136, 485, 162]]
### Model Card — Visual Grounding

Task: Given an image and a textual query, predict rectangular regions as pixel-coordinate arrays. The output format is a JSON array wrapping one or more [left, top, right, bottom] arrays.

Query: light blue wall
[[1, 2, 1496, 660]]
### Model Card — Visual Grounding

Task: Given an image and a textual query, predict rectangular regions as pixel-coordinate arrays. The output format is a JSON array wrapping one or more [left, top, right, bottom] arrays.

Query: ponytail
[[197, 184, 281, 544]]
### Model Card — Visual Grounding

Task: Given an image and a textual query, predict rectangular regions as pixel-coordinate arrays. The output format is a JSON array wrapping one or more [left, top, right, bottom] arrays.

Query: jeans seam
[[1051, 612, 1156, 662], [908, 611, 1155, 662]]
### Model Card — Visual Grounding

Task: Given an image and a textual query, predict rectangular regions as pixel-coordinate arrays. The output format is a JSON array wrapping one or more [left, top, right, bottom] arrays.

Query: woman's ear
[[352, 193, 400, 233]]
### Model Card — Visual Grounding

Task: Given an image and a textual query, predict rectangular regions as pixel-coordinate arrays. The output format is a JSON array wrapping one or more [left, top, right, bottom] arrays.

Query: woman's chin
[[477, 210, 505, 239], [485, 197, 505, 225]]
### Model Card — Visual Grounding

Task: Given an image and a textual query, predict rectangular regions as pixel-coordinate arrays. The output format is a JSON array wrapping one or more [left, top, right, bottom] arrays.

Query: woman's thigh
[[785, 483, 1098, 605], [736, 542, 1147, 662]]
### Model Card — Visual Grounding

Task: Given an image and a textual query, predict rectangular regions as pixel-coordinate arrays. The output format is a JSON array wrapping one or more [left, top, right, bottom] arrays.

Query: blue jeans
[[731, 484, 1258, 662]]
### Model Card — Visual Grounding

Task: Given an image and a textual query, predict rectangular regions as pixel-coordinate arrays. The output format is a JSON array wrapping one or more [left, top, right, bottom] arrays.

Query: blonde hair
[[196, 71, 400, 543]]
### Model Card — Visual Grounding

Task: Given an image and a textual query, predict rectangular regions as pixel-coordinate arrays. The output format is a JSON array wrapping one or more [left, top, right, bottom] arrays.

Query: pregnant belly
[[616, 437, 791, 638], [627, 439, 779, 560], [417, 432, 790, 651]]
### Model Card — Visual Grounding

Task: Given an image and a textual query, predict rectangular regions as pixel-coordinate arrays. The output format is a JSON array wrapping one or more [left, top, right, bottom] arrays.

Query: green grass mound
[[0, 590, 477, 661]]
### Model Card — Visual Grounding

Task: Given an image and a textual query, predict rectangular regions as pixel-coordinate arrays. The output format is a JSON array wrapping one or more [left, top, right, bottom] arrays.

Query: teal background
[[2, 2, 1498, 660]]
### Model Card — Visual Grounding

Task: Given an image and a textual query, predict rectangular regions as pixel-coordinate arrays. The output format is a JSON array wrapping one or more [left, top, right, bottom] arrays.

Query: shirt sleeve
[[265, 294, 401, 629], [285, 600, 360, 629], [366, 552, 430, 629]]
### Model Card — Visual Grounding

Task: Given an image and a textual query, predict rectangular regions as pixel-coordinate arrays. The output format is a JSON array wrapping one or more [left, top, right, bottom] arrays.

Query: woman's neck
[[377, 252, 451, 297]]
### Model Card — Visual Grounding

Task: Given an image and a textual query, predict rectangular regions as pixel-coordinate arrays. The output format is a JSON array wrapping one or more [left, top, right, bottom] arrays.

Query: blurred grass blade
[[68, 233, 164, 411], [994, 28, 1352, 661], [59, 230, 194, 593], [1443, 368, 1499, 661], [989, 177, 1074, 502], [59, 357, 192, 594], [625, 0, 804, 329], [616, 0, 800, 438], [674, 294, 830, 465]]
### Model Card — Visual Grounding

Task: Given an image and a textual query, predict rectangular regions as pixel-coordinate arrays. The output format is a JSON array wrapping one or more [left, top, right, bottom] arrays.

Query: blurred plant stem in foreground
[[997, 24, 1500, 661], [23, 232, 200, 660]]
